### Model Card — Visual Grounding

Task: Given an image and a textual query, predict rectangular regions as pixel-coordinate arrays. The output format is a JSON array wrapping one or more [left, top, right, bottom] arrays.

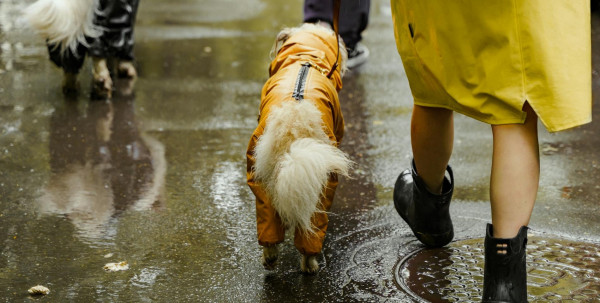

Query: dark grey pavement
[[0, 0, 599, 302]]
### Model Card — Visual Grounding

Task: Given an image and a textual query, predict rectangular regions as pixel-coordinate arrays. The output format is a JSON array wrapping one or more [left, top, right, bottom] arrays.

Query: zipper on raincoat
[[292, 63, 311, 101]]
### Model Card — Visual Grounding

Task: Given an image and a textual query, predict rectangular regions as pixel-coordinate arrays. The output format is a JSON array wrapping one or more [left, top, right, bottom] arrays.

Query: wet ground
[[0, 0, 599, 302]]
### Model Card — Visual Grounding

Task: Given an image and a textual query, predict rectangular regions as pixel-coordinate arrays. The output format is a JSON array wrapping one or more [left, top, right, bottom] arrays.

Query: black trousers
[[48, 0, 140, 73], [303, 0, 370, 50]]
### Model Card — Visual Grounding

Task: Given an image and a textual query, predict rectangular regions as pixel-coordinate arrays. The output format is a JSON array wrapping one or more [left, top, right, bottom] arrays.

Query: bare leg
[[411, 105, 454, 194], [490, 104, 539, 238]]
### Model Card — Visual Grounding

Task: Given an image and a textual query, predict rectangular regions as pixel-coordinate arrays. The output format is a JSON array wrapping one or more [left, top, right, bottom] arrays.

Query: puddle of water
[[396, 237, 600, 302]]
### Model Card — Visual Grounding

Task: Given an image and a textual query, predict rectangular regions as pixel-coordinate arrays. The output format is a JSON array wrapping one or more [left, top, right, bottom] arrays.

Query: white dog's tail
[[24, 0, 101, 55], [253, 101, 351, 234]]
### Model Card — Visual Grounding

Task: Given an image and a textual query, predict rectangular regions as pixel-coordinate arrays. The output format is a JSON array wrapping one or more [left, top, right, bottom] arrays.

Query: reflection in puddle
[[396, 237, 600, 302], [37, 81, 166, 242]]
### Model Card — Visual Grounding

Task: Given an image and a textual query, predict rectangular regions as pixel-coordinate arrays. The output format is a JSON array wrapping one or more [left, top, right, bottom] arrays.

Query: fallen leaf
[[28, 285, 50, 295], [104, 261, 129, 272]]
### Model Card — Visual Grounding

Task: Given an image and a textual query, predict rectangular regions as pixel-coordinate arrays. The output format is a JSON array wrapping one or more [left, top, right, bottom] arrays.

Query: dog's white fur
[[253, 24, 351, 237], [254, 102, 351, 234], [24, 0, 101, 55]]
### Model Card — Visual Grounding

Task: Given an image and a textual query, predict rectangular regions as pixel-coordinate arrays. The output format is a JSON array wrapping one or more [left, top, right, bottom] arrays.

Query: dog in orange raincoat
[[246, 23, 351, 274]]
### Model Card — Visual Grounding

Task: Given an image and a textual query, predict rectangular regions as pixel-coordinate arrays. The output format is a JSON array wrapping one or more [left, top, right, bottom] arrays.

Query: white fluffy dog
[[246, 23, 351, 273], [24, 0, 138, 96], [24, 0, 100, 55]]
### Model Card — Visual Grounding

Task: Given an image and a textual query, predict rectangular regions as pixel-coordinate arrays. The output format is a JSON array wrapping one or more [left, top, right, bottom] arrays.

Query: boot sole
[[414, 229, 454, 248]]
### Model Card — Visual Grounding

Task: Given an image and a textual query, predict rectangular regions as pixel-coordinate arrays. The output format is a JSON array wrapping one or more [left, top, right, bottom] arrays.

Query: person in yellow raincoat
[[390, 1, 591, 301], [247, 24, 348, 273]]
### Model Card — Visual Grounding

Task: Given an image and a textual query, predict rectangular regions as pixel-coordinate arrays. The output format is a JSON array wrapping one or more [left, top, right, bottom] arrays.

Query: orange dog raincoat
[[246, 28, 345, 255]]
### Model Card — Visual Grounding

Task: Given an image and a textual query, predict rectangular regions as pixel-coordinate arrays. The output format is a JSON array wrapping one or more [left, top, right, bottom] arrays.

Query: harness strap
[[326, 0, 341, 79]]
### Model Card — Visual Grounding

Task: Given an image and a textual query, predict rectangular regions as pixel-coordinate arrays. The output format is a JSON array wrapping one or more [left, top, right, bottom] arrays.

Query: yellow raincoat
[[391, 0, 592, 131], [246, 29, 344, 255]]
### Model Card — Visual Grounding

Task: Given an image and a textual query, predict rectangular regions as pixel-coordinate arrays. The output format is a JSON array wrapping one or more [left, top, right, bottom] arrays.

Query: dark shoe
[[482, 224, 529, 303], [346, 42, 369, 69], [393, 160, 454, 247]]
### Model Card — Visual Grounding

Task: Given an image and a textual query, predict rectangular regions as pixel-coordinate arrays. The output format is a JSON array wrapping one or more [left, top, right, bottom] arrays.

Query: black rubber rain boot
[[482, 224, 529, 303], [393, 160, 454, 247]]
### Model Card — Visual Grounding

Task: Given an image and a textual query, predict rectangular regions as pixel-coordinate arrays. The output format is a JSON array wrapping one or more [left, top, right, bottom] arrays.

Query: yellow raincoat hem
[[413, 98, 527, 126]]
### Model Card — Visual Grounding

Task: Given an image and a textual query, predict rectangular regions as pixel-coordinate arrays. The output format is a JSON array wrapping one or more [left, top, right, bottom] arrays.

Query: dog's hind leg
[[261, 245, 279, 270], [62, 72, 79, 95], [300, 254, 319, 274]]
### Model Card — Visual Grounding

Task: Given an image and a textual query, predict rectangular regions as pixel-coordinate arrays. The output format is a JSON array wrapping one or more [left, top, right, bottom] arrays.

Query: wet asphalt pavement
[[0, 0, 599, 302]]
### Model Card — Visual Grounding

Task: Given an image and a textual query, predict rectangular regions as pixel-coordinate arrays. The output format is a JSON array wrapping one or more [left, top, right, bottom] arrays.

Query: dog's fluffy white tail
[[253, 101, 351, 234], [24, 0, 101, 55]]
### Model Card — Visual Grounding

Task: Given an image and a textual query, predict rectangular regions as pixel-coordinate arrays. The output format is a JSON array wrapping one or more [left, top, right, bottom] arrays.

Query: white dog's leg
[[92, 56, 112, 97], [117, 60, 137, 78], [262, 245, 279, 270], [300, 254, 319, 274]]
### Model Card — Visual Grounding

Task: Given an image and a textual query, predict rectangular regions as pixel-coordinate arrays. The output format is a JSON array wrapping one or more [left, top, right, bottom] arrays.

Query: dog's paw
[[117, 61, 137, 79], [262, 245, 279, 270], [300, 254, 319, 274], [92, 57, 113, 99]]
